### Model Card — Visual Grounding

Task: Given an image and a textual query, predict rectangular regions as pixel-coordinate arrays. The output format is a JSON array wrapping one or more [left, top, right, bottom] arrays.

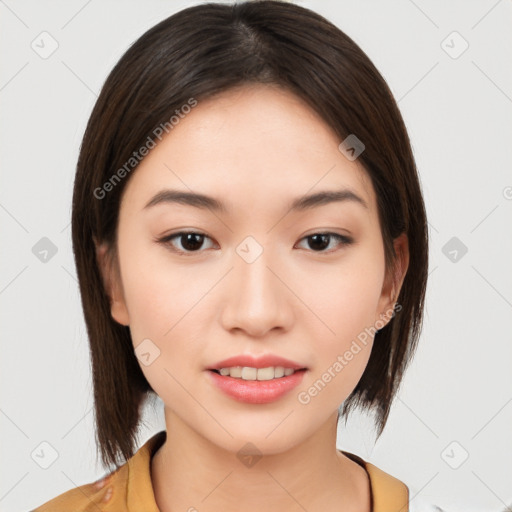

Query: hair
[[71, 0, 428, 470]]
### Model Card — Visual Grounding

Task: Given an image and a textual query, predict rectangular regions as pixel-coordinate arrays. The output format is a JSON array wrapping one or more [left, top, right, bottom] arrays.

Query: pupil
[[182, 233, 203, 251], [309, 234, 329, 251]]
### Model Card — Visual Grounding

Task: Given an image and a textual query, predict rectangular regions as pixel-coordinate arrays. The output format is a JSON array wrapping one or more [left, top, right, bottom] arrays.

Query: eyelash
[[156, 231, 354, 256]]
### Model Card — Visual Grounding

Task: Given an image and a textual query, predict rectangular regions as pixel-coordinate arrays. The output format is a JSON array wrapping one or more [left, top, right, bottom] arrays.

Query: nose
[[220, 244, 294, 338]]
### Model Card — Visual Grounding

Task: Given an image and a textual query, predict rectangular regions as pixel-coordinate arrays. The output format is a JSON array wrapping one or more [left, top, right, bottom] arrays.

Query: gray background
[[1, 1, 511, 511]]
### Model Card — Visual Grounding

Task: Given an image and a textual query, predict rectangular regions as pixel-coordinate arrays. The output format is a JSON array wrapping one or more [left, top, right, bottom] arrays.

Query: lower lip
[[207, 369, 307, 404]]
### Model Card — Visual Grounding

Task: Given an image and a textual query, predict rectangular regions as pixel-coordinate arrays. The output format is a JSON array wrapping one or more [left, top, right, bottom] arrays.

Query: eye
[[157, 231, 216, 254], [295, 232, 354, 253], [157, 231, 353, 255]]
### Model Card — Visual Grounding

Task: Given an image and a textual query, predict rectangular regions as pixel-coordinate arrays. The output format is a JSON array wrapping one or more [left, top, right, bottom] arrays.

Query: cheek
[[117, 237, 213, 374], [293, 249, 385, 401], [119, 237, 195, 335], [118, 245, 211, 406], [296, 250, 386, 339]]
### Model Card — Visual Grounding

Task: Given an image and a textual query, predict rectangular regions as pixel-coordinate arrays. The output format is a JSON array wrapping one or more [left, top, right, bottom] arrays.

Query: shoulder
[[29, 466, 127, 512], [340, 450, 450, 512], [30, 431, 166, 512], [340, 450, 409, 511]]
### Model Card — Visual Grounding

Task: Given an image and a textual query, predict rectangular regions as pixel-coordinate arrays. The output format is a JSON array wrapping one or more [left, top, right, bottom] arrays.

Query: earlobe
[[95, 240, 130, 326], [377, 233, 409, 327]]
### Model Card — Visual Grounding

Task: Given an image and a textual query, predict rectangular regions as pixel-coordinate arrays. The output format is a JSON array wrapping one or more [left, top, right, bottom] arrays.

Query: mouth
[[209, 366, 307, 381]]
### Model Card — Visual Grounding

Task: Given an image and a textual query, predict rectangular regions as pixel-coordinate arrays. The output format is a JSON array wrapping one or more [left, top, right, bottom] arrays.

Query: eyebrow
[[143, 188, 368, 213]]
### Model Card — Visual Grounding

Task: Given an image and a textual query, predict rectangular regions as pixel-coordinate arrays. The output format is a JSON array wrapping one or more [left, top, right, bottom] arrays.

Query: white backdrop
[[1, 1, 511, 511]]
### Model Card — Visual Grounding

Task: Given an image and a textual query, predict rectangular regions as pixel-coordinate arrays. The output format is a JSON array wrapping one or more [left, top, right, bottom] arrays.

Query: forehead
[[120, 84, 376, 216]]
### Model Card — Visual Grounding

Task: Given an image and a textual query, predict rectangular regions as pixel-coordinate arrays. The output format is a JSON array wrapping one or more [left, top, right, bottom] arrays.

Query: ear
[[95, 238, 130, 326], [375, 232, 409, 328]]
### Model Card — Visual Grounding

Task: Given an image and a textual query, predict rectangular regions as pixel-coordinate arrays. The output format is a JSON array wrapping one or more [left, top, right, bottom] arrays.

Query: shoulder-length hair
[[71, 0, 428, 470]]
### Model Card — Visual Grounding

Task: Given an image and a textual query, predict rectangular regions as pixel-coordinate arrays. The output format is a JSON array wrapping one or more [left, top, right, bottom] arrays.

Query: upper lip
[[207, 354, 307, 371]]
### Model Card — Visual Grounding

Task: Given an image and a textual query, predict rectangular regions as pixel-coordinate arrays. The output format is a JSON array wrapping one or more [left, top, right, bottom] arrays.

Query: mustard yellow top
[[31, 430, 409, 511]]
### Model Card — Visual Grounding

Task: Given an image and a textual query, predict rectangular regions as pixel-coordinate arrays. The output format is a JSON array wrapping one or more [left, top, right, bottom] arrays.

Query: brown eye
[[158, 231, 215, 254], [296, 233, 353, 253]]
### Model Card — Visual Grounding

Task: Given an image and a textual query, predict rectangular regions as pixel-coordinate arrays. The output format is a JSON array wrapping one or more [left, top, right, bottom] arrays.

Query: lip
[[207, 354, 307, 371], [206, 368, 307, 404]]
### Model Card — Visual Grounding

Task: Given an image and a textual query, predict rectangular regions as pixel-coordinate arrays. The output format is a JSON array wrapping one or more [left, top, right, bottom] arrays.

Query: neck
[[151, 409, 370, 512]]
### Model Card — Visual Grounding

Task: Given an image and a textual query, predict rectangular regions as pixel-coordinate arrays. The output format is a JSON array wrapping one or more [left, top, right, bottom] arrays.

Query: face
[[97, 84, 408, 454]]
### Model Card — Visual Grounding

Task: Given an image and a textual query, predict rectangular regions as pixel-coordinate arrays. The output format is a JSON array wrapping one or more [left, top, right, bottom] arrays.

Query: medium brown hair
[[71, 0, 428, 470]]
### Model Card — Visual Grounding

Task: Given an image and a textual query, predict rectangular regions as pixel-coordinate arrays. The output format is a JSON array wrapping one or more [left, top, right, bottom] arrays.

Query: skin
[[96, 83, 409, 512]]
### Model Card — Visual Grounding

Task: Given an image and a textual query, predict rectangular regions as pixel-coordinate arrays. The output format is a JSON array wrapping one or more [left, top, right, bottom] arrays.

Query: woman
[[32, 1, 435, 510]]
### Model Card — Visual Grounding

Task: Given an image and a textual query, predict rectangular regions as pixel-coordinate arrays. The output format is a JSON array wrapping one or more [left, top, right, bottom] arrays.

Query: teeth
[[217, 366, 299, 380], [229, 366, 242, 378], [242, 367, 257, 380], [274, 367, 284, 378]]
